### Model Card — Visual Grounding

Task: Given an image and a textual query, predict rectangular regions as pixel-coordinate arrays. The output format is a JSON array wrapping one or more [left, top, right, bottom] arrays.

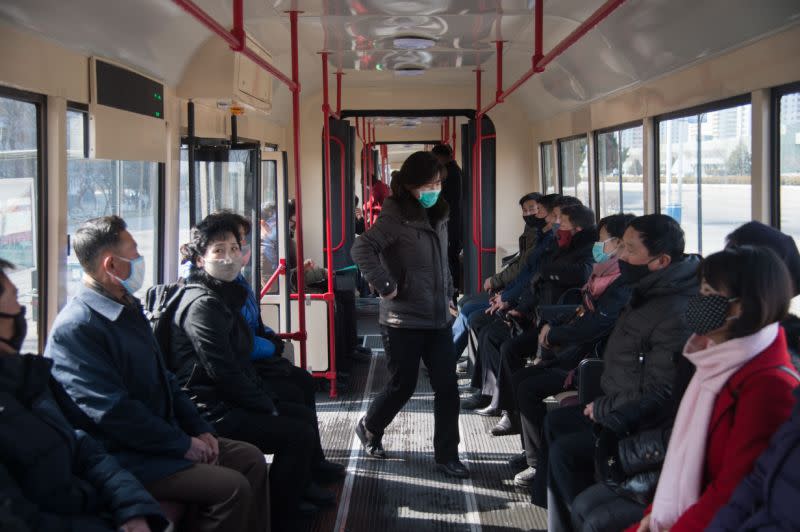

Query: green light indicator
[[154, 111, 161, 118], [154, 93, 162, 100]]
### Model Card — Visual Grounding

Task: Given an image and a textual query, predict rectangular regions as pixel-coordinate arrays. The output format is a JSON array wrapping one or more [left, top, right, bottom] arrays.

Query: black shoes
[[475, 405, 502, 417], [347, 346, 372, 363], [490, 411, 520, 435], [304, 481, 336, 506], [313, 459, 346, 483], [461, 393, 490, 410], [508, 451, 528, 470], [436, 459, 470, 479], [514, 466, 537, 488], [356, 416, 387, 458]]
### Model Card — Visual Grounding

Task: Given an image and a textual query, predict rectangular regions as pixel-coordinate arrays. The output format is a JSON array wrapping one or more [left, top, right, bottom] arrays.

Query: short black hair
[[599, 213, 636, 239], [555, 195, 582, 209], [627, 214, 685, 261], [0, 258, 14, 297], [189, 216, 242, 258], [431, 144, 453, 159], [726, 221, 800, 297], [391, 151, 446, 199], [206, 210, 252, 238], [700, 245, 792, 339], [560, 204, 596, 230], [73, 215, 128, 272], [537, 194, 560, 213], [519, 192, 542, 206]]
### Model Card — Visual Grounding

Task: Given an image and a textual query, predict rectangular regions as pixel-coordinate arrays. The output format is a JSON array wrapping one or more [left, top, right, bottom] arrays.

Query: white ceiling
[[1, 0, 799, 124]]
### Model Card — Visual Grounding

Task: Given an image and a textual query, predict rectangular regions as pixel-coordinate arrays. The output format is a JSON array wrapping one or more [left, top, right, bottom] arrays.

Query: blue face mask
[[112, 255, 146, 295], [593, 241, 611, 263], [418, 189, 441, 209]]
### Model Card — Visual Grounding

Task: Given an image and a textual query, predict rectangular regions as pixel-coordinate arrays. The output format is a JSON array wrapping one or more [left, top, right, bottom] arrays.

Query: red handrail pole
[[259, 260, 286, 299], [495, 41, 505, 102], [534, 0, 544, 68], [452, 116, 457, 152], [335, 71, 343, 116], [368, 122, 374, 225], [475, 69, 483, 293], [329, 136, 347, 251], [288, 10, 308, 371], [231, 0, 244, 51]]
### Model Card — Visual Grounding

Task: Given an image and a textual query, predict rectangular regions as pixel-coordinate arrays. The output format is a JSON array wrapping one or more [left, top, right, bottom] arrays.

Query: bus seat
[[578, 358, 605, 405]]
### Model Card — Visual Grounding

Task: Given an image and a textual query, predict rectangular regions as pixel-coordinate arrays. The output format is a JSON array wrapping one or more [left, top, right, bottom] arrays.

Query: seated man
[[0, 258, 167, 532], [45, 216, 270, 532], [531, 214, 698, 530], [452, 192, 541, 361]]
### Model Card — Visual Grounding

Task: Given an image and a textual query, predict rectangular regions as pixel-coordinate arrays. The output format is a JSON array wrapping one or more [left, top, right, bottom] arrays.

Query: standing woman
[[351, 151, 467, 478]]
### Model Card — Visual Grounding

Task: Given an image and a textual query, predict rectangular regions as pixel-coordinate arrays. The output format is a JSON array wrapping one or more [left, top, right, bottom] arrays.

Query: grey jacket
[[489, 224, 538, 290], [351, 194, 454, 330], [594, 255, 700, 421]]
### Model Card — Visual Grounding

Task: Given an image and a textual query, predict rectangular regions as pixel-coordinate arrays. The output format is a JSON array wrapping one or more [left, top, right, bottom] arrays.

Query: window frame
[[771, 81, 800, 229], [0, 85, 48, 352], [557, 133, 590, 204], [653, 94, 752, 254], [66, 102, 89, 159], [540, 141, 554, 194], [593, 121, 644, 219]]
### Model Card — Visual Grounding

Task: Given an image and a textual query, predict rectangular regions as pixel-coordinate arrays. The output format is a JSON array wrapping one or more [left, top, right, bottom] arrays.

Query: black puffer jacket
[[594, 255, 700, 421], [0, 354, 167, 531], [168, 271, 278, 424], [351, 194, 454, 330]]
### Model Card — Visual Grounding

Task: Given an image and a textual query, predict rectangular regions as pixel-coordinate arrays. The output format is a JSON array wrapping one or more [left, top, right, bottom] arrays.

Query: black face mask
[[0, 306, 27, 352], [618, 260, 653, 285], [524, 215, 546, 229], [685, 294, 738, 335]]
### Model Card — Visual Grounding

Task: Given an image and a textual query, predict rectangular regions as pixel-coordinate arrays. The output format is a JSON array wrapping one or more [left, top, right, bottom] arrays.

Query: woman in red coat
[[630, 246, 798, 532]]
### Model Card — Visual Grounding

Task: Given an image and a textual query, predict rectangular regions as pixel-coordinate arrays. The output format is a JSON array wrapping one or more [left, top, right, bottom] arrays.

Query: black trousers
[[260, 364, 326, 465], [467, 311, 497, 389], [531, 404, 594, 514], [334, 289, 359, 371], [514, 365, 569, 467], [571, 483, 646, 532], [214, 403, 316, 529], [476, 318, 514, 403], [364, 326, 460, 463], [496, 327, 540, 411]]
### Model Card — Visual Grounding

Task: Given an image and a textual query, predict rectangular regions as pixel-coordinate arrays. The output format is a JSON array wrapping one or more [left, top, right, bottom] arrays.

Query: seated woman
[[626, 246, 797, 532], [506, 213, 634, 487], [168, 217, 339, 531], [0, 258, 168, 532]]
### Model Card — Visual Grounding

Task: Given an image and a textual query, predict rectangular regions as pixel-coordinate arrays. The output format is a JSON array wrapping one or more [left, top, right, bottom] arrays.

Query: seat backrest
[[578, 358, 605, 405]]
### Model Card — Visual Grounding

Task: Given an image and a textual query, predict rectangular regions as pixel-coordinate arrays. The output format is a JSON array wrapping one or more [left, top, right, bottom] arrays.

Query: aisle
[[307, 301, 547, 532]]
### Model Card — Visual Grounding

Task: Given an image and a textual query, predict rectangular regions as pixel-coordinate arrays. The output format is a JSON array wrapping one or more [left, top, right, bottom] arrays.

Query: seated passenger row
[[455, 192, 800, 532]]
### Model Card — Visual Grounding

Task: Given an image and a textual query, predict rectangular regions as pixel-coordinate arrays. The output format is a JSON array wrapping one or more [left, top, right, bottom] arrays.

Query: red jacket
[[627, 328, 797, 532]]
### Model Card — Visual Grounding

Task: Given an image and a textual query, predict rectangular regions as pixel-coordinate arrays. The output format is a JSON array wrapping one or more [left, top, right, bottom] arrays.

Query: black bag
[[143, 281, 204, 357]]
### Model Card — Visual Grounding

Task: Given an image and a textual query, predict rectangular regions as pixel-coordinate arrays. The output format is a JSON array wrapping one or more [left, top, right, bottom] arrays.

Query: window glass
[[559, 136, 590, 206], [67, 154, 159, 300], [659, 102, 752, 255], [260, 160, 279, 294], [0, 95, 40, 352], [540, 142, 556, 194], [66, 110, 85, 159], [178, 147, 190, 269], [779, 90, 800, 247], [597, 125, 644, 217]]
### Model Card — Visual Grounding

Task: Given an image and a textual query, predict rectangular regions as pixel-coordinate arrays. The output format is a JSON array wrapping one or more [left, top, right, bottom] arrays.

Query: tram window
[[558, 136, 590, 206], [0, 93, 41, 353], [658, 99, 752, 255], [66, 109, 87, 159], [596, 124, 644, 217], [67, 156, 160, 300], [778, 89, 800, 246], [178, 146, 190, 268], [260, 159, 279, 294], [540, 142, 556, 194]]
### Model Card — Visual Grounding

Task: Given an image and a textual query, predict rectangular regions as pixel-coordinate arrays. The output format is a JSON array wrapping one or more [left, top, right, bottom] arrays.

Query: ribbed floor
[[307, 302, 546, 532]]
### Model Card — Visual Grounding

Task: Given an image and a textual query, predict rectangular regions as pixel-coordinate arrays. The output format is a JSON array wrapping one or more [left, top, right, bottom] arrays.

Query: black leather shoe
[[475, 405, 502, 417], [304, 481, 336, 506], [313, 459, 346, 483], [461, 394, 490, 410], [355, 417, 387, 458], [508, 451, 528, 470], [491, 412, 520, 435], [436, 459, 470, 479]]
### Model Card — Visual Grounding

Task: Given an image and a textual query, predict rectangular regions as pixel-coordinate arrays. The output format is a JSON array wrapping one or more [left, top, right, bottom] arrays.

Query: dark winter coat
[[489, 224, 538, 290], [441, 160, 463, 251], [709, 385, 800, 531], [45, 286, 214, 485], [500, 228, 554, 304], [0, 353, 168, 531], [516, 227, 598, 314], [168, 271, 279, 424], [351, 194, 454, 330], [593, 255, 700, 421]]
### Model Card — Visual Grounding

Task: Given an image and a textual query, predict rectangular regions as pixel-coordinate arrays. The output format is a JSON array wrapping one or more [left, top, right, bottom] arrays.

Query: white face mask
[[204, 256, 241, 282], [112, 255, 146, 295]]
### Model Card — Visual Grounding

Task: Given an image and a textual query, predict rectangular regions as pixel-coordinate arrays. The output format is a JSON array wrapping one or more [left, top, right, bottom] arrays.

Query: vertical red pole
[[335, 71, 343, 116], [231, 0, 244, 50], [452, 116, 457, 153], [288, 10, 308, 371], [495, 41, 505, 102], [320, 52, 337, 397], [368, 122, 374, 226], [534, 0, 544, 70], [475, 69, 483, 293]]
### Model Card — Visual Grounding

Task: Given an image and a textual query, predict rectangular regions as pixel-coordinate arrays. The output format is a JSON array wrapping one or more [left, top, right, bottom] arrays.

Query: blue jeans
[[452, 293, 491, 359]]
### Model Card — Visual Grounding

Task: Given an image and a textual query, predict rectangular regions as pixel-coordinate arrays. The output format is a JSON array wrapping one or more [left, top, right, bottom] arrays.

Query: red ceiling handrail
[[478, 0, 626, 117]]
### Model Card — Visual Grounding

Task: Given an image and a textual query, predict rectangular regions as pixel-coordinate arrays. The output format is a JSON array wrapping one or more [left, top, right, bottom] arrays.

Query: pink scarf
[[582, 257, 621, 311], [650, 322, 779, 532]]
